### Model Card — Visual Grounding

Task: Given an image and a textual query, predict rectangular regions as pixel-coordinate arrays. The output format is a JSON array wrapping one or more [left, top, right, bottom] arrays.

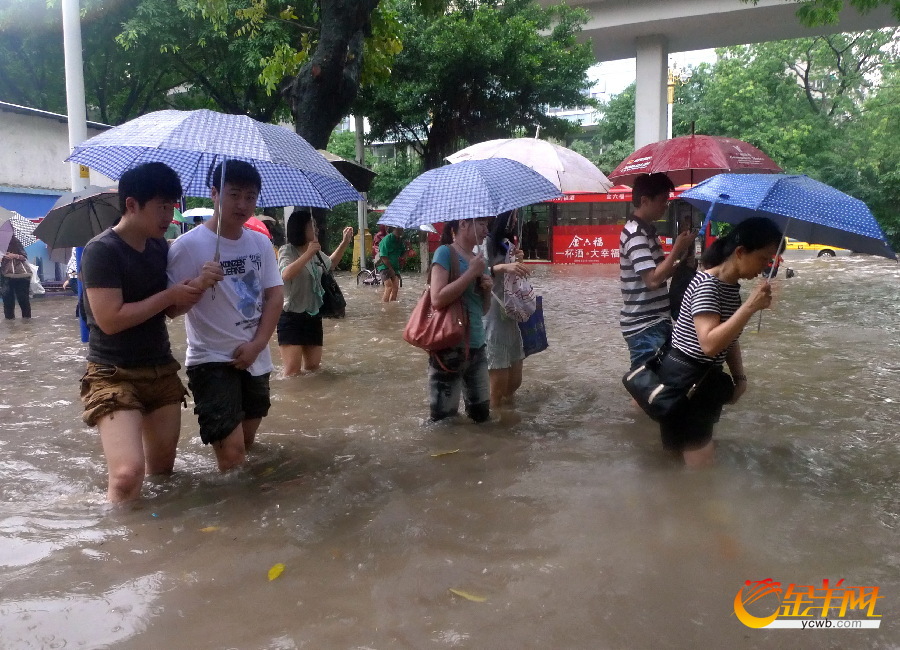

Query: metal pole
[[62, 0, 88, 192], [63, 0, 89, 342], [355, 115, 368, 272]]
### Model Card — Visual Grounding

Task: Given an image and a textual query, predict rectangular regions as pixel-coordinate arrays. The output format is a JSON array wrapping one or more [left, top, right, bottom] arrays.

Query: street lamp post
[[666, 64, 692, 140]]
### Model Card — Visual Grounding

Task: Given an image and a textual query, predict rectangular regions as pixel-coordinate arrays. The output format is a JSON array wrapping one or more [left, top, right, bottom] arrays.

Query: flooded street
[[1, 255, 898, 649]]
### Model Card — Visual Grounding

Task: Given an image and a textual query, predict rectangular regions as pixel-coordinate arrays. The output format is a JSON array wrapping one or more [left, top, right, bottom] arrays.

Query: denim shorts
[[186, 363, 271, 445], [428, 345, 490, 423], [80, 360, 187, 427], [623, 320, 671, 370]]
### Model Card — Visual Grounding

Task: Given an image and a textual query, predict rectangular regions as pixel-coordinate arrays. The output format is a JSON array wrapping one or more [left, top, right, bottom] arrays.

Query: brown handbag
[[403, 247, 468, 352], [1, 257, 31, 279]]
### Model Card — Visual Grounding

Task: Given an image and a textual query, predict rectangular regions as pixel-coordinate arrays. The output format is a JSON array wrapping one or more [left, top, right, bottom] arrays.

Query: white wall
[[0, 106, 114, 191]]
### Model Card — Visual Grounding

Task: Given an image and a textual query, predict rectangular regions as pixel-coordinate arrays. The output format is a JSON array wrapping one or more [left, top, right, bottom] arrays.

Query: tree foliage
[[744, 0, 900, 25], [0, 0, 288, 124], [664, 28, 900, 247], [357, 0, 596, 170]]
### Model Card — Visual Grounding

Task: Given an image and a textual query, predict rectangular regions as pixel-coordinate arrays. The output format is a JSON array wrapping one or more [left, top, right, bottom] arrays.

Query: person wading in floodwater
[[619, 173, 694, 370], [80, 163, 222, 502]]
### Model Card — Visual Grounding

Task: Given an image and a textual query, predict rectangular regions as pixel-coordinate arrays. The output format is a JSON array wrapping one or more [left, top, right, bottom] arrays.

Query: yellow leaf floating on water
[[260, 467, 275, 476], [431, 449, 460, 458], [449, 588, 486, 602], [268, 563, 286, 581], [200, 526, 219, 533]]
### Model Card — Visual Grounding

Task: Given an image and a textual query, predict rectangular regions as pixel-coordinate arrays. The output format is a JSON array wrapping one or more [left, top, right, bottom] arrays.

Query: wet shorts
[[277, 310, 324, 347], [378, 269, 396, 283], [80, 360, 187, 427], [186, 362, 271, 445]]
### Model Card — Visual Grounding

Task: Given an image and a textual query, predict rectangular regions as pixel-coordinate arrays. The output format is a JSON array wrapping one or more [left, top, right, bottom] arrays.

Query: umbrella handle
[[756, 219, 790, 333], [210, 159, 227, 300]]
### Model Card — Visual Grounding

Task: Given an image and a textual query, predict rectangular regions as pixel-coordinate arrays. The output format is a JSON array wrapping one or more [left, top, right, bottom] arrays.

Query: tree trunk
[[284, 0, 379, 149], [283, 0, 379, 245]]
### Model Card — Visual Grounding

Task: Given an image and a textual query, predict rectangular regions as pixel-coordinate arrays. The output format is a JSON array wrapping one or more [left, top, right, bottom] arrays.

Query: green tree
[[662, 29, 900, 248], [358, 0, 596, 170], [588, 83, 637, 175], [188, 0, 404, 149], [744, 0, 900, 25], [0, 1, 283, 124]]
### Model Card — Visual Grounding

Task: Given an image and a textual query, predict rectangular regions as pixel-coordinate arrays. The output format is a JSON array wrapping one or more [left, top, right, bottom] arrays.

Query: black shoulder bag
[[315, 252, 346, 319]]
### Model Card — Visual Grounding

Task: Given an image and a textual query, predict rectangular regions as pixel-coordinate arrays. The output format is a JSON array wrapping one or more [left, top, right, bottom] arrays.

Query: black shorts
[[277, 310, 323, 347], [658, 358, 735, 452], [186, 363, 271, 445]]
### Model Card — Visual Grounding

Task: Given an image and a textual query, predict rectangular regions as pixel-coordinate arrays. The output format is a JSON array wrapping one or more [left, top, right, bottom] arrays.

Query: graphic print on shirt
[[221, 253, 264, 325]]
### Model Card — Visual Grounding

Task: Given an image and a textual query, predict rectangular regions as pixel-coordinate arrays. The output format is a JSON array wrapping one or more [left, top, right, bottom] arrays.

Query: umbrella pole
[[756, 218, 790, 333], [211, 159, 227, 300], [214, 159, 227, 263]]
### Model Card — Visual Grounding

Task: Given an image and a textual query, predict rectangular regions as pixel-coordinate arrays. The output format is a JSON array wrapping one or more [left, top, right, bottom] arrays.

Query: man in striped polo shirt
[[619, 173, 694, 370]]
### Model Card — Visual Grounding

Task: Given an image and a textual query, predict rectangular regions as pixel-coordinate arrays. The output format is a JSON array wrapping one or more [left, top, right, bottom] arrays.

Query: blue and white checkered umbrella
[[682, 174, 896, 260], [66, 109, 360, 208], [378, 158, 562, 228], [0, 207, 38, 251]]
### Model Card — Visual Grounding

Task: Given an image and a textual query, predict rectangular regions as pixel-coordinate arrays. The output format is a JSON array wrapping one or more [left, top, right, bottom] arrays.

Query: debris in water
[[449, 588, 486, 602], [431, 449, 460, 458], [268, 563, 286, 581]]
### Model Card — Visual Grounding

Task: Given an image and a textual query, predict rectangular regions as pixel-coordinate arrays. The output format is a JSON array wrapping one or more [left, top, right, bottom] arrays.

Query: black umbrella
[[35, 185, 119, 249], [317, 150, 377, 193]]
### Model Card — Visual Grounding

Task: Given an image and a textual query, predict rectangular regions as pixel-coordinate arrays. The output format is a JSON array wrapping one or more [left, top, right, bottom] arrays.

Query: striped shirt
[[672, 270, 743, 365], [619, 217, 669, 334]]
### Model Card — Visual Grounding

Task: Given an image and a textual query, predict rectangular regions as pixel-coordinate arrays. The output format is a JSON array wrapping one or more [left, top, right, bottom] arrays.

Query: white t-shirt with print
[[167, 225, 283, 376]]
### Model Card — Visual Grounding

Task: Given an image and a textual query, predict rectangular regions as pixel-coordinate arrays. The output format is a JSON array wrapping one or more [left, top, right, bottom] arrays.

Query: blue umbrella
[[681, 173, 896, 260], [378, 158, 562, 228], [66, 109, 360, 208]]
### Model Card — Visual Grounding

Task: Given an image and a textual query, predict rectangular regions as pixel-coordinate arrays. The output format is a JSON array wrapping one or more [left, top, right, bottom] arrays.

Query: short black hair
[[631, 172, 674, 208], [209, 159, 262, 193], [119, 162, 182, 214], [286, 209, 314, 247]]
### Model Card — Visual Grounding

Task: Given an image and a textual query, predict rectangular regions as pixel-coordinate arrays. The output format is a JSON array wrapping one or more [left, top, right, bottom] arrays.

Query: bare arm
[[639, 231, 695, 290], [430, 254, 487, 309], [281, 244, 320, 282], [165, 261, 225, 318], [88, 284, 202, 335], [693, 281, 772, 357], [724, 341, 747, 403], [329, 227, 354, 267]]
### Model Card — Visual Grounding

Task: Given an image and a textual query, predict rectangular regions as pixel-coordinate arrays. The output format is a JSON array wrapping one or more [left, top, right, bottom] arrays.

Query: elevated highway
[[542, 0, 900, 147]]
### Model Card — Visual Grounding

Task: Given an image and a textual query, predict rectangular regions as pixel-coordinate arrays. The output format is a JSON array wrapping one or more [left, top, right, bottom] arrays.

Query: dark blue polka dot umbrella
[[681, 173, 896, 260]]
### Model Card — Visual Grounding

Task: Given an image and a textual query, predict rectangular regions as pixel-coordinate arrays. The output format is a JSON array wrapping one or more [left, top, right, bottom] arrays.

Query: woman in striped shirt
[[663, 217, 783, 468]]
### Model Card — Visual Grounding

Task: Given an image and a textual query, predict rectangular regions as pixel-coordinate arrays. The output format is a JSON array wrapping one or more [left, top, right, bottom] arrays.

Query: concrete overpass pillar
[[634, 35, 668, 150]]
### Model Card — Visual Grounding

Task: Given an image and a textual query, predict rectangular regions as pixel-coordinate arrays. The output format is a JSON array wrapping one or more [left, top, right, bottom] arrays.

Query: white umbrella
[[446, 138, 613, 194], [182, 207, 215, 220]]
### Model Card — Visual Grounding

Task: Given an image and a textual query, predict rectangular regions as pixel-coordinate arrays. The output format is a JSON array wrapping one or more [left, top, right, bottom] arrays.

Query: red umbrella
[[609, 135, 782, 186], [244, 216, 271, 238]]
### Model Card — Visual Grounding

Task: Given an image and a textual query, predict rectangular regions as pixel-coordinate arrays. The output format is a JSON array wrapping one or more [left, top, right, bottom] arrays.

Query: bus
[[518, 185, 710, 264], [425, 185, 713, 263]]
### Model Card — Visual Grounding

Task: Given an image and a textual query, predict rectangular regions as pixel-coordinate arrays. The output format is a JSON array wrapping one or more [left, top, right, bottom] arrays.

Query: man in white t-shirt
[[167, 161, 284, 471]]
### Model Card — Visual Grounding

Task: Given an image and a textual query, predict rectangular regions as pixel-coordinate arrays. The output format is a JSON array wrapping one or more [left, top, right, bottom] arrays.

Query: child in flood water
[[79, 163, 222, 502], [661, 216, 783, 467]]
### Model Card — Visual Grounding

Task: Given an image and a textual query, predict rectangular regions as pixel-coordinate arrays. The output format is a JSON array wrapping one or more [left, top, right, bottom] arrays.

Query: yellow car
[[783, 238, 848, 257]]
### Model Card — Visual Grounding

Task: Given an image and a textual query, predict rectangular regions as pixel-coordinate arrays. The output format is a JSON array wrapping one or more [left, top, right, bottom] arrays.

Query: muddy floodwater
[[1, 255, 898, 649]]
